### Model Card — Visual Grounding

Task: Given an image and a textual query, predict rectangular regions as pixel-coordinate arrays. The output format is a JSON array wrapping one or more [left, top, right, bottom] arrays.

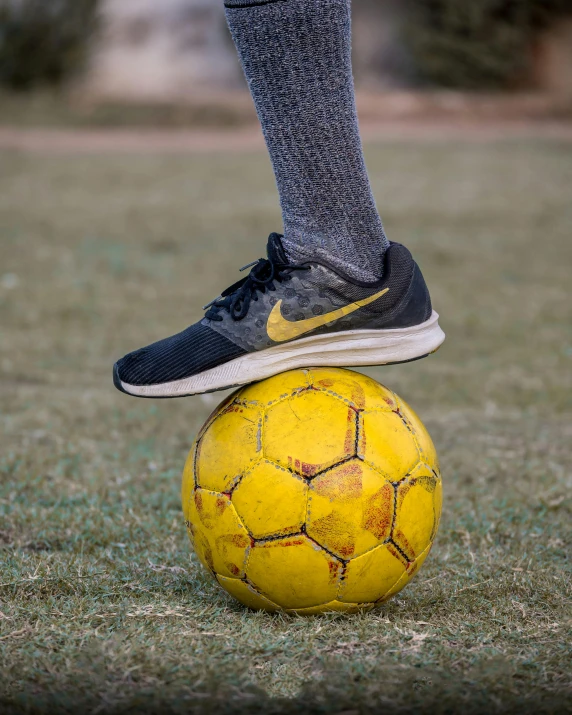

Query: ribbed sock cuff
[[224, 0, 285, 8]]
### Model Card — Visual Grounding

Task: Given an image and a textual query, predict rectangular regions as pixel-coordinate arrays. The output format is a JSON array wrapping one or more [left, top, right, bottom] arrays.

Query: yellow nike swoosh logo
[[266, 288, 389, 343]]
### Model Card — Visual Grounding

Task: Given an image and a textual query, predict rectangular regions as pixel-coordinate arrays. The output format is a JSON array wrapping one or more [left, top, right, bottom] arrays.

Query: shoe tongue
[[266, 233, 288, 264]]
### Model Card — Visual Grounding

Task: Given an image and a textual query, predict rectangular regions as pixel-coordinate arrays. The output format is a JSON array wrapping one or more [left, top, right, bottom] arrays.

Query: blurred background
[[0, 0, 572, 125], [1, 1, 571, 711]]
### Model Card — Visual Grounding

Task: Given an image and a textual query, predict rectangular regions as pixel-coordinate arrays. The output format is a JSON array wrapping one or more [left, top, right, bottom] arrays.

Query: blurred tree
[[352, 0, 416, 88], [0, 0, 100, 90], [405, 0, 572, 89]]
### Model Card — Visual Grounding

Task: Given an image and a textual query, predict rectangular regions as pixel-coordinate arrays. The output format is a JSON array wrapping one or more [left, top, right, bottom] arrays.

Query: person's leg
[[224, 0, 388, 282], [113, 0, 445, 399]]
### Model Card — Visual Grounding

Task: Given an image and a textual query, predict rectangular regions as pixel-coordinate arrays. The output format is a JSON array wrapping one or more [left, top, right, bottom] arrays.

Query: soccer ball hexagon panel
[[182, 367, 442, 614]]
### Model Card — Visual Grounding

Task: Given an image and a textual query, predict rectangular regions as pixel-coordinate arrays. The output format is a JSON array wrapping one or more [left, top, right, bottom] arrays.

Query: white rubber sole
[[119, 311, 445, 398]]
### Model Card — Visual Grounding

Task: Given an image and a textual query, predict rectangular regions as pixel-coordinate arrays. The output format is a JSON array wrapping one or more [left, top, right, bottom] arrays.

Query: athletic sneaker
[[113, 233, 444, 398]]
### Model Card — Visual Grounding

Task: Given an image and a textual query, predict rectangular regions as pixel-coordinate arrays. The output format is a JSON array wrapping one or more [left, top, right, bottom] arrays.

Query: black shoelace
[[204, 250, 310, 323]]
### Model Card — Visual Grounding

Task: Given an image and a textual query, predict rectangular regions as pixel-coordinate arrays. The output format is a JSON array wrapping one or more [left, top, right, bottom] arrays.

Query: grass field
[[1, 138, 571, 714]]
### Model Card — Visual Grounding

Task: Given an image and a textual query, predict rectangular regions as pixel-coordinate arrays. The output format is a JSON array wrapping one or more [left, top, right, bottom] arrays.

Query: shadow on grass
[[3, 662, 569, 715]]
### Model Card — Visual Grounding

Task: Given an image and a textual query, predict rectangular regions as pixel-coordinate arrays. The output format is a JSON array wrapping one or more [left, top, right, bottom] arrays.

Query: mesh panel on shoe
[[384, 242, 416, 298], [116, 322, 246, 387]]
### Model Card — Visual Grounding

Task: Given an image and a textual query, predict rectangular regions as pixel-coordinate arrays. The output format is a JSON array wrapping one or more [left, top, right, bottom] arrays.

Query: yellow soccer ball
[[181, 368, 442, 614]]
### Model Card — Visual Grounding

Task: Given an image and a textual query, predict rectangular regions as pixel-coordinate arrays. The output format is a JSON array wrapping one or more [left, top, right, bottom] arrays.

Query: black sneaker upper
[[114, 233, 431, 388], [115, 323, 246, 388]]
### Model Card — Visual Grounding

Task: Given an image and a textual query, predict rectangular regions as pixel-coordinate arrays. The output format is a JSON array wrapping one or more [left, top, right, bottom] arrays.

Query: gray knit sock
[[224, 0, 389, 282]]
